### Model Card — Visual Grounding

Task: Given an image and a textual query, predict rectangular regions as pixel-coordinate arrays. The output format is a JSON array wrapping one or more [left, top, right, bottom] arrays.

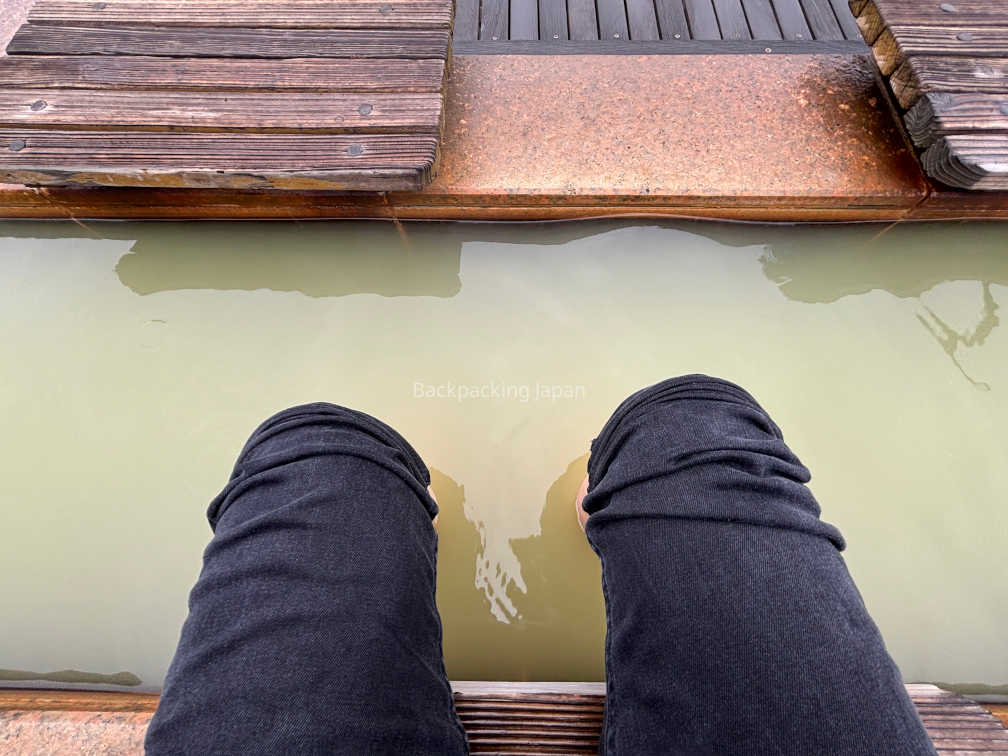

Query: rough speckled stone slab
[[1, 710, 149, 756]]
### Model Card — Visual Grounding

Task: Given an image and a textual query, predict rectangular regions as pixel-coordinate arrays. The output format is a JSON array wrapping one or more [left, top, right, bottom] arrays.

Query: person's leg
[[146, 403, 467, 755], [581, 375, 935, 755]]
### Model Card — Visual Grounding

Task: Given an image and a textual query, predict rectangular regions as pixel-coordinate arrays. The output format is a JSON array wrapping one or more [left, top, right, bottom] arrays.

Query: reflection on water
[[113, 223, 463, 299], [0, 219, 1006, 693], [0, 669, 140, 686], [752, 222, 1008, 391], [915, 283, 998, 391]]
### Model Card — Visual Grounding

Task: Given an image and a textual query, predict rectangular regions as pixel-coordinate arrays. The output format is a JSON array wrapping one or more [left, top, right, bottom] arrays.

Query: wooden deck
[[851, 0, 1008, 190], [454, 0, 863, 42], [1, 683, 1007, 754], [0, 0, 453, 191], [0, 0, 1006, 215]]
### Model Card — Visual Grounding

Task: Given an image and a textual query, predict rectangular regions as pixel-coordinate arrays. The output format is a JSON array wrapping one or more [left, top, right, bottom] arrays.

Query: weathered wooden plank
[[855, 0, 886, 45], [0, 131, 439, 190], [873, 25, 1008, 76], [0, 90, 442, 133], [627, 0, 660, 39], [567, 0, 600, 39], [772, 0, 813, 40], [539, 0, 570, 39], [454, 0, 480, 39], [862, 0, 1008, 29], [0, 55, 446, 92], [848, 0, 870, 15], [511, 0, 539, 39], [743, 0, 782, 39], [890, 56, 1008, 110], [930, 739, 1008, 751], [905, 92, 1008, 148], [684, 0, 721, 39], [597, 0, 630, 39], [27, 0, 453, 29], [926, 727, 1008, 737], [6, 24, 451, 59], [828, 0, 860, 39], [655, 0, 690, 38], [479, 0, 509, 39], [713, 0, 751, 39], [802, 0, 844, 40]]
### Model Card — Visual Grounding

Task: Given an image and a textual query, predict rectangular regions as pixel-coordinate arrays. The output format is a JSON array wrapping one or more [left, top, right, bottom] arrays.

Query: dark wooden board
[[6, 24, 452, 59], [596, 0, 630, 39], [451, 0, 870, 40], [873, 25, 1008, 76], [27, 0, 453, 29], [890, 56, 1008, 110], [828, 0, 861, 40], [802, 0, 844, 40], [654, 0, 690, 39], [568, 0, 601, 39], [743, 0, 782, 39], [0, 55, 446, 92], [905, 91, 1008, 148], [540, 0, 570, 40], [626, 0, 660, 39], [0, 131, 439, 190], [451, 38, 867, 51], [684, 0, 720, 39], [480, 0, 509, 40], [511, 0, 539, 39], [772, 0, 813, 40], [454, 0, 479, 39], [0, 90, 442, 133], [713, 0, 751, 39]]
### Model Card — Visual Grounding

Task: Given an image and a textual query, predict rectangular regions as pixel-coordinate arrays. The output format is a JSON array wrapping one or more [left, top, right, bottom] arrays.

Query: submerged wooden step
[[0, 0, 453, 191], [1, 683, 1006, 754], [851, 0, 1008, 190]]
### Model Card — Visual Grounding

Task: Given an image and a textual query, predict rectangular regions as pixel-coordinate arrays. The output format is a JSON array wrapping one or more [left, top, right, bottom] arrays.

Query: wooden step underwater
[[851, 0, 1008, 191], [0, 0, 453, 191], [2, 682, 1007, 754]]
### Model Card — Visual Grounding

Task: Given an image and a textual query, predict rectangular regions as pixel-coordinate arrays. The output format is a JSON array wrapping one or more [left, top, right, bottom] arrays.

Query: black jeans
[[146, 375, 936, 755]]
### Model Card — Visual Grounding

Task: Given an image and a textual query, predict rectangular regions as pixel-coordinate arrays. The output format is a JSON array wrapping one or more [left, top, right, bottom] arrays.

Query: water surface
[[1, 219, 1005, 695]]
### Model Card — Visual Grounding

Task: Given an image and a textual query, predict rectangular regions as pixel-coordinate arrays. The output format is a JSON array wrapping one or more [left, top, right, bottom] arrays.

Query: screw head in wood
[[1000, 104, 1008, 116], [379, 5, 393, 12], [347, 144, 364, 156], [553, 33, 559, 39], [30, 99, 47, 111], [613, 32, 620, 38], [9, 138, 25, 152], [358, 103, 373, 116], [939, 2, 957, 11], [92, 1, 107, 8], [957, 31, 974, 40]]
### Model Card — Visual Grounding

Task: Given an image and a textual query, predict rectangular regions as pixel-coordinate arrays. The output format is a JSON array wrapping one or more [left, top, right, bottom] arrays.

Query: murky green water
[[1, 219, 1006, 697]]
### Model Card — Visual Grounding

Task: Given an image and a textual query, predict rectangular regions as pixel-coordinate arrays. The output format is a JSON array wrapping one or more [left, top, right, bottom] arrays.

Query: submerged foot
[[575, 474, 589, 531]]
